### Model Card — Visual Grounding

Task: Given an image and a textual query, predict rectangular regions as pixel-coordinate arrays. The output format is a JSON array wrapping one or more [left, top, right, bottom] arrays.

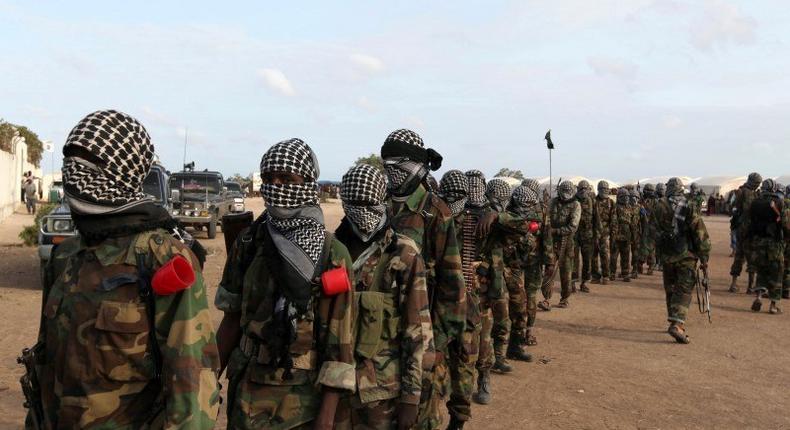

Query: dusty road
[[1, 201, 788, 429]]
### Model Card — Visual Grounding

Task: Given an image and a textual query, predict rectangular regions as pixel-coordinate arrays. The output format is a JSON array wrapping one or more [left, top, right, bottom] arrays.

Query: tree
[[0, 119, 15, 153], [353, 153, 384, 171], [15, 125, 43, 167], [494, 168, 524, 180]]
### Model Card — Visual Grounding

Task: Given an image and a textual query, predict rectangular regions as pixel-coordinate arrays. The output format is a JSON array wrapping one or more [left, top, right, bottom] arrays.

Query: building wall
[[0, 133, 42, 222]]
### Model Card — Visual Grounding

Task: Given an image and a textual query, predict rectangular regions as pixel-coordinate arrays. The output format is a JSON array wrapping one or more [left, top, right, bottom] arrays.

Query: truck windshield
[[226, 183, 242, 193], [143, 171, 164, 202], [171, 175, 222, 199]]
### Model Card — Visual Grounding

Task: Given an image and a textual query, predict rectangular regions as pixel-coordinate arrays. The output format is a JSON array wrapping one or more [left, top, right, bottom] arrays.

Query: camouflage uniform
[[34, 231, 221, 429], [548, 182, 582, 307], [628, 189, 642, 277], [784, 189, 790, 299], [747, 180, 785, 310], [389, 184, 465, 430], [573, 181, 595, 290], [640, 185, 658, 275], [611, 189, 633, 281], [217, 222, 356, 430], [535, 199, 555, 305], [592, 182, 614, 283], [653, 178, 711, 342], [334, 228, 434, 429], [730, 174, 762, 291]]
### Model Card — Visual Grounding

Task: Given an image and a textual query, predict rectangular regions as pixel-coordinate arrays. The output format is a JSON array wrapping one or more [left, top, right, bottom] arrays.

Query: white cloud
[[349, 53, 385, 73], [690, 0, 756, 51], [587, 56, 638, 81], [257, 68, 296, 96], [663, 115, 683, 129]]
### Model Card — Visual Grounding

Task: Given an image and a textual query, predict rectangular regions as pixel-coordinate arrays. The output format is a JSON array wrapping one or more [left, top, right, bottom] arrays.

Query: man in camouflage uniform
[[592, 180, 614, 285], [30, 110, 220, 429], [784, 185, 790, 300], [380, 129, 466, 430], [628, 187, 643, 278], [654, 183, 666, 270], [574, 180, 595, 293], [216, 139, 356, 430], [729, 173, 762, 293], [747, 179, 785, 315], [640, 184, 659, 275], [611, 189, 633, 282], [547, 181, 581, 308], [653, 177, 710, 344], [687, 183, 706, 216], [334, 164, 433, 430]]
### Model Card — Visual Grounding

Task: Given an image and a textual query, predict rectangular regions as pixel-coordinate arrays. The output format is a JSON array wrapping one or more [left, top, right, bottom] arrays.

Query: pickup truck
[[169, 169, 232, 239]]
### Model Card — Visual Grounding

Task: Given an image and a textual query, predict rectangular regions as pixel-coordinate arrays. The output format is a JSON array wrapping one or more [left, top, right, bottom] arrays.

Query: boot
[[446, 416, 465, 430], [507, 333, 533, 362], [769, 301, 782, 315], [751, 296, 762, 312], [621, 273, 630, 282], [602, 277, 609, 285], [492, 355, 513, 373], [747, 272, 755, 294], [571, 280, 577, 293], [631, 270, 639, 279], [473, 371, 491, 405], [728, 276, 738, 293], [667, 322, 690, 344], [556, 298, 570, 308], [579, 281, 590, 293]]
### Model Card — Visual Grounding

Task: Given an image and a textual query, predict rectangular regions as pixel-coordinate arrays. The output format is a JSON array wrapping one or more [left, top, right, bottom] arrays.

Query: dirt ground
[[1, 201, 788, 429]]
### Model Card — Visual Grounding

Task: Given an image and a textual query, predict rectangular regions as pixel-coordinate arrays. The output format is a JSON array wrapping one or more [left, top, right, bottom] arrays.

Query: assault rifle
[[696, 265, 711, 323], [18, 343, 44, 429]]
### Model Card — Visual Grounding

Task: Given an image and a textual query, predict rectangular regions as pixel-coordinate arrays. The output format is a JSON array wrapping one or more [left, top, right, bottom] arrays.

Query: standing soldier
[[611, 189, 633, 282], [574, 180, 595, 293], [592, 180, 614, 285], [747, 179, 785, 314], [653, 178, 711, 344], [334, 164, 433, 430], [654, 183, 666, 271], [547, 181, 581, 308], [380, 129, 465, 430], [784, 185, 790, 300], [27, 110, 221, 429], [640, 184, 659, 275], [687, 183, 705, 216], [729, 173, 762, 293], [628, 187, 643, 278], [216, 139, 356, 430]]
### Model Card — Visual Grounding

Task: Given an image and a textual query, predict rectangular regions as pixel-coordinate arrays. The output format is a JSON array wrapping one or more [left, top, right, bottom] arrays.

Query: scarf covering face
[[62, 110, 155, 215], [761, 178, 777, 196], [486, 178, 512, 212], [340, 164, 388, 241], [440, 169, 469, 216], [557, 180, 575, 202], [465, 170, 487, 207], [616, 188, 629, 205], [260, 139, 326, 293], [642, 183, 656, 198], [509, 185, 538, 215], [597, 180, 610, 198], [655, 183, 666, 198], [576, 180, 591, 198], [747, 172, 762, 190], [629, 188, 640, 205], [666, 177, 685, 198], [381, 129, 441, 197], [522, 178, 540, 193]]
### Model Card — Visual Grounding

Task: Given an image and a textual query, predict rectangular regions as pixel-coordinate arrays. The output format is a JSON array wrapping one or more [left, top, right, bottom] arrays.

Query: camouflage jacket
[[499, 208, 554, 269], [641, 197, 658, 243], [575, 194, 595, 241], [549, 198, 581, 240], [784, 198, 790, 244], [216, 216, 355, 429], [732, 186, 759, 232], [351, 228, 433, 406], [611, 204, 633, 243], [35, 230, 220, 429], [630, 204, 642, 240], [389, 184, 465, 355], [593, 196, 614, 238], [653, 197, 711, 265]]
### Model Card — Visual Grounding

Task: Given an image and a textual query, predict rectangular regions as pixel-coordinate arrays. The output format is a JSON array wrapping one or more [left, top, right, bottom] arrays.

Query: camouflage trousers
[[574, 237, 594, 282], [447, 290, 481, 422], [415, 354, 450, 430], [730, 229, 755, 277], [592, 234, 610, 281], [662, 259, 696, 324], [503, 267, 526, 347], [524, 262, 542, 328], [547, 235, 574, 301], [631, 233, 641, 273], [476, 295, 500, 370], [784, 240, 790, 294], [610, 240, 631, 278], [641, 237, 656, 269], [751, 237, 784, 302], [491, 296, 510, 360], [334, 397, 398, 430]]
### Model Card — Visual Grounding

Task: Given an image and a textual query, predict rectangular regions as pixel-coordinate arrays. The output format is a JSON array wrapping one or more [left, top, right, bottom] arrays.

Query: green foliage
[[15, 125, 44, 167], [353, 153, 384, 171], [0, 119, 15, 153], [495, 168, 524, 180], [18, 204, 57, 246]]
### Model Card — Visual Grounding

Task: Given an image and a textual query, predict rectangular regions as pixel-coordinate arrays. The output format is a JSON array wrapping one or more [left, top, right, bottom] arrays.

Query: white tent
[[492, 176, 521, 190], [693, 176, 745, 197], [630, 176, 696, 186], [774, 175, 790, 187]]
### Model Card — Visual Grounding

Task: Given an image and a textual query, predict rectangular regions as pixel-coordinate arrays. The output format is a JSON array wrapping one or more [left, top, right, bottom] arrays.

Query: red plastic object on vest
[[529, 221, 540, 234], [321, 267, 351, 296], [152, 255, 195, 296]]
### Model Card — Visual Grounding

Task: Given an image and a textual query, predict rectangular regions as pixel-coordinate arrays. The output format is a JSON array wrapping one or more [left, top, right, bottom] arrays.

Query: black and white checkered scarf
[[465, 170, 487, 208], [62, 110, 155, 214], [340, 164, 388, 241], [260, 139, 326, 284], [509, 184, 538, 216], [486, 178, 512, 212], [557, 180, 575, 202], [440, 169, 469, 216], [522, 178, 540, 193], [382, 129, 430, 198]]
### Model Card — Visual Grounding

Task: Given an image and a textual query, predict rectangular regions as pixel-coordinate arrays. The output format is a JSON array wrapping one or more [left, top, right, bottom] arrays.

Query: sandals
[[668, 324, 690, 344], [538, 300, 551, 311]]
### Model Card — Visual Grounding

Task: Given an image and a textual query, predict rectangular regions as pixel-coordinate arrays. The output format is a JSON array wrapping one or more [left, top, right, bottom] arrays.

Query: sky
[[2, 0, 790, 182]]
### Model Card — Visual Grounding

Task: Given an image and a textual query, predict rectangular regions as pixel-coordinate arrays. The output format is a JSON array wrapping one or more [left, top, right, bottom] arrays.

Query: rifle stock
[[221, 211, 254, 255], [18, 343, 44, 429]]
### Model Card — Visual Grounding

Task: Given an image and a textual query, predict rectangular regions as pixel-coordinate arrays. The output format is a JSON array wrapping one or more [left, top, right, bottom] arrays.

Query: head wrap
[[380, 129, 441, 197], [616, 188, 629, 205], [666, 177, 685, 198], [509, 185, 538, 216], [785, 184, 790, 199], [747, 172, 762, 190], [260, 139, 325, 302], [597, 180, 610, 198], [426, 173, 439, 192], [465, 170, 487, 208], [690, 183, 700, 195], [522, 178, 540, 193], [557, 180, 575, 202], [62, 110, 154, 214], [761, 178, 777, 194], [440, 170, 469, 216], [576, 180, 591, 198], [340, 164, 388, 242], [629, 188, 640, 205], [486, 178, 512, 212], [776, 183, 786, 199], [643, 183, 656, 197], [655, 182, 666, 198]]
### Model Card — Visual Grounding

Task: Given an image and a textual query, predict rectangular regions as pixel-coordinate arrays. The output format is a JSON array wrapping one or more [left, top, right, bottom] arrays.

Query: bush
[[18, 204, 57, 246]]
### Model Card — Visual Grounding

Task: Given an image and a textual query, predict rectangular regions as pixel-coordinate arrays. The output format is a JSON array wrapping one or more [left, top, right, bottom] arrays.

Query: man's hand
[[397, 403, 419, 430], [476, 212, 498, 238]]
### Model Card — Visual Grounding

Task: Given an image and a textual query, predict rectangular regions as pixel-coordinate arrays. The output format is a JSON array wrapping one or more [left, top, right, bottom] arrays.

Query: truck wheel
[[207, 219, 217, 239]]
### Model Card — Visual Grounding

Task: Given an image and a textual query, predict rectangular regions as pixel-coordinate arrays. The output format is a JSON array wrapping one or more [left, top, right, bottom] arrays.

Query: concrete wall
[[0, 132, 42, 222]]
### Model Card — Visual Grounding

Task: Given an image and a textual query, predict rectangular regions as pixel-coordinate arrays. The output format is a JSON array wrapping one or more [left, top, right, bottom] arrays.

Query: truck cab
[[168, 169, 231, 239]]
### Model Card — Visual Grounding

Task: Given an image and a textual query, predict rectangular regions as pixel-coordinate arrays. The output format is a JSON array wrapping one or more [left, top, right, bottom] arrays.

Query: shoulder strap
[[238, 216, 268, 275], [133, 242, 163, 383]]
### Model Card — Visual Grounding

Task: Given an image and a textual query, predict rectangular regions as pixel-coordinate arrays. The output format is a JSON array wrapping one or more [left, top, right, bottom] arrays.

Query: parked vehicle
[[225, 181, 246, 213], [169, 169, 232, 239]]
